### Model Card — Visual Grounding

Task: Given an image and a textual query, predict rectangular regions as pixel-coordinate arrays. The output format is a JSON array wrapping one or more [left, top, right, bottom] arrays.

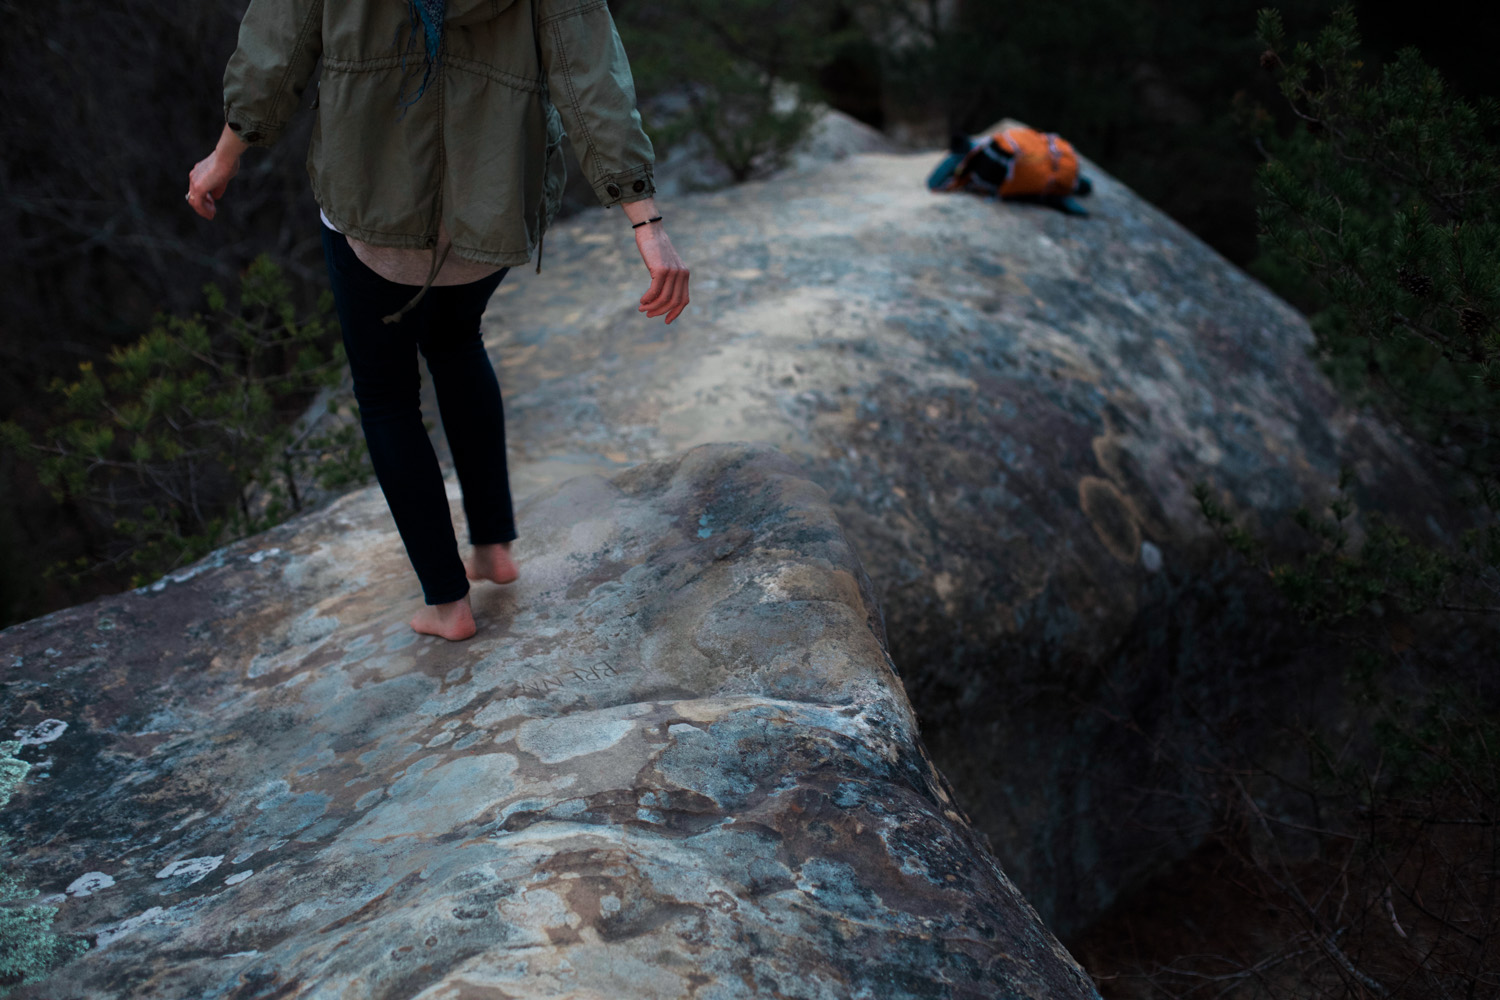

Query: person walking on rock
[[186, 0, 690, 641]]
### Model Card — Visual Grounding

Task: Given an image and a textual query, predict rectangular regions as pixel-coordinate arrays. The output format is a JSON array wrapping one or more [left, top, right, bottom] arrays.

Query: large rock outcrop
[[464, 125, 1463, 935], [0, 444, 1096, 999]]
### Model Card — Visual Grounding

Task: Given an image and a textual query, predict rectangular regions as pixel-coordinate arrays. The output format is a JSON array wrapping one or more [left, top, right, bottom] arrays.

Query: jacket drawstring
[[382, 239, 452, 324]]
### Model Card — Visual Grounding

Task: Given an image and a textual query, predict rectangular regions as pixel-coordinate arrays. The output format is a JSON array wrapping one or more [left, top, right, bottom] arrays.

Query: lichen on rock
[[0, 443, 1096, 999], [472, 127, 1465, 934], [1, 739, 90, 996]]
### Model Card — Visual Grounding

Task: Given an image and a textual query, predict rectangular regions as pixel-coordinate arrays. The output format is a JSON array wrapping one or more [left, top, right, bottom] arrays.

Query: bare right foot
[[466, 541, 519, 585], [411, 593, 477, 641]]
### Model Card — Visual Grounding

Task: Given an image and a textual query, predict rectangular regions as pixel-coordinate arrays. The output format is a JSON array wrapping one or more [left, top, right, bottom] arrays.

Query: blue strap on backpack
[[397, 0, 447, 112]]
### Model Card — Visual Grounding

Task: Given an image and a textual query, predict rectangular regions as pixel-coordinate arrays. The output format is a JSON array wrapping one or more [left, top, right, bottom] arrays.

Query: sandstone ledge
[[473, 134, 1466, 934], [0, 443, 1096, 1000]]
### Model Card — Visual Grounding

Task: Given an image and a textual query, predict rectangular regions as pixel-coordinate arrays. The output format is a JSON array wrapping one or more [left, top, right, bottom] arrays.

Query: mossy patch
[[0, 739, 89, 996]]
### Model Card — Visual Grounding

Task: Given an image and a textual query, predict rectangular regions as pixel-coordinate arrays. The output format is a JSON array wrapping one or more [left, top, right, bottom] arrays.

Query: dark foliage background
[[0, 0, 328, 622], [1, 0, 1484, 625], [1, 3, 1494, 992]]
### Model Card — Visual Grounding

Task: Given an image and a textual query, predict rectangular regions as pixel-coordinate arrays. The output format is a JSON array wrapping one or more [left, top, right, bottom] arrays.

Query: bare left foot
[[466, 541, 519, 585], [410, 594, 477, 641]]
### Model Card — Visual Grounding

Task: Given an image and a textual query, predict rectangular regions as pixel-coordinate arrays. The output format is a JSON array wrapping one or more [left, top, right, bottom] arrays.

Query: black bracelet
[[631, 216, 663, 229]]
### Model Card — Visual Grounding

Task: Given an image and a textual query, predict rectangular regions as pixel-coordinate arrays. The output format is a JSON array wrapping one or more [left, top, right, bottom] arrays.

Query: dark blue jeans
[[321, 222, 516, 605]]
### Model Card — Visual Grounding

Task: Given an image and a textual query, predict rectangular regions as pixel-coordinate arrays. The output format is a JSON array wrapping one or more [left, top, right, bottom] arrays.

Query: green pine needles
[[1, 255, 369, 592], [1252, 5, 1500, 474], [1166, 8, 1500, 997], [1201, 4, 1499, 641], [618, 0, 856, 182]]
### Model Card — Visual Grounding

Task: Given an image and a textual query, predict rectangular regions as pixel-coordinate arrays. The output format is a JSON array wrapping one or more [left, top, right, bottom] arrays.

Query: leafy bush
[[1213, 2, 1500, 666], [1151, 7, 1500, 997], [1249, 8, 1500, 478], [1, 256, 368, 590], [617, 0, 854, 181]]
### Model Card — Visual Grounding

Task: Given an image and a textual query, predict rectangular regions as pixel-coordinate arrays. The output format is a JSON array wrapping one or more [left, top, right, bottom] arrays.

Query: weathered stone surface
[[0, 443, 1096, 999], [463, 126, 1467, 935]]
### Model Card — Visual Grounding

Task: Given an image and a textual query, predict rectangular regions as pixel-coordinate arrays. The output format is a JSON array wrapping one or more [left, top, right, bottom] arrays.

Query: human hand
[[633, 222, 690, 324], [186, 150, 238, 220], [186, 125, 248, 220]]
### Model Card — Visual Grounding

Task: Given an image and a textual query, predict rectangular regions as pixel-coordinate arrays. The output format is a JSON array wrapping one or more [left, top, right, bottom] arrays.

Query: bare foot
[[410, 593, 477, 641], [466, 541, 520, 585]]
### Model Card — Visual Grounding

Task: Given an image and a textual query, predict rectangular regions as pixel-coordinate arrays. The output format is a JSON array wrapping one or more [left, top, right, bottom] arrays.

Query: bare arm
[[190, 0, 322, 221], [621, 197, 690, 325], [536, 0, 687, 323], [186, 125, 250, 221]]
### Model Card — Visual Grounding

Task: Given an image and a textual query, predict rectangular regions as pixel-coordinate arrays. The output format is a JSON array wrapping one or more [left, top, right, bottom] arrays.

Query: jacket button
[[632, 179, 646, 193], [606, 183, 621, 199]]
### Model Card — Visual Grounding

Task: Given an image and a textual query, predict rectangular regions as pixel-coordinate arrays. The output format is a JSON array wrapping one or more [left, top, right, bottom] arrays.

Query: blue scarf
[[398, 0, 446, 110]]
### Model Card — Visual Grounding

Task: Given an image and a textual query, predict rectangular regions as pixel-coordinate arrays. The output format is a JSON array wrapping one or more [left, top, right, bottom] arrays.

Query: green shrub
[[1169, 8, 1500, 997], [618, 0, 854, 181], [1249, 7, 1500, 471], [1, 255, 368, 590], [1204, 3, 1499, 654]]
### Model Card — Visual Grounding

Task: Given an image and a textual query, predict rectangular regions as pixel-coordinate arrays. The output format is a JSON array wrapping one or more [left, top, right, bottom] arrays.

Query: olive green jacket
[[223, 0, 656, 268]]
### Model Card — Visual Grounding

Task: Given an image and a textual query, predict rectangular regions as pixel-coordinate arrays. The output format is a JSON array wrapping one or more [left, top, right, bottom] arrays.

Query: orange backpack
[[945, 126, 1081, 198]]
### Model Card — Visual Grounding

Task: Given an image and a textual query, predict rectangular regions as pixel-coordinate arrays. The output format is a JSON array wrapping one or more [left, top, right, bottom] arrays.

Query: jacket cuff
[[223, 108, 285, 148], [592, 164, 656, 208]]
